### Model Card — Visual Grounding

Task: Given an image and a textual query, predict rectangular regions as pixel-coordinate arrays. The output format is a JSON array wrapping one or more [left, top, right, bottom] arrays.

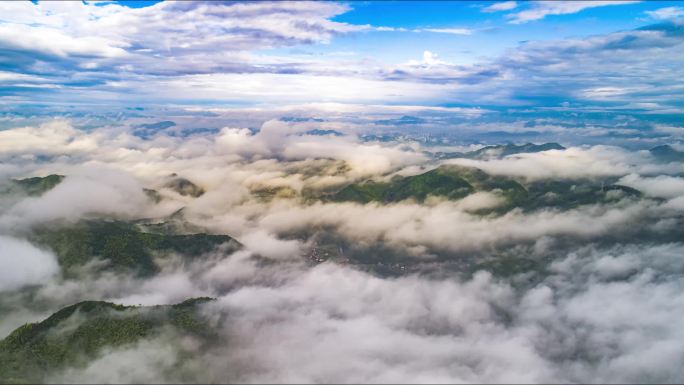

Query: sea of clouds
[[0, 116, 683, 383]]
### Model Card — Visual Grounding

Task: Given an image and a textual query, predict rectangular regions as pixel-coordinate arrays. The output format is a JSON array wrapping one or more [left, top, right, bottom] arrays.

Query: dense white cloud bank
[[0, 119, 681, 250], [7, 242, 683, 383], [0, 236, 59, 292], [0, 117, 682, 383]]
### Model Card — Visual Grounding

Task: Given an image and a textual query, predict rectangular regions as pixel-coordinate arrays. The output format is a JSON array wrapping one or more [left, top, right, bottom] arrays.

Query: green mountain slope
[[328, 165, 642, 211], [31, 220, 241, 276], [524, 179, 642, 210], [330, 165, 527, 205], [7, 175, 65, 196], [0, 298, 215, 383]]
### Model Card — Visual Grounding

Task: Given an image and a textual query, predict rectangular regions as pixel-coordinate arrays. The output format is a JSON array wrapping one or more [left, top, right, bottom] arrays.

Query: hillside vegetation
[[32, 220, 241, 276], [328, 164, 640, 212], [434, 142, 565, 160], [0, 298, 215, 383]]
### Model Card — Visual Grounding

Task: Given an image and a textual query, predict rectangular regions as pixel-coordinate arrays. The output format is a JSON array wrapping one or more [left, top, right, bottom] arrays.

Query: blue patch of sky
[[262, 1, 683, 66], [90, 0, 162, 8]]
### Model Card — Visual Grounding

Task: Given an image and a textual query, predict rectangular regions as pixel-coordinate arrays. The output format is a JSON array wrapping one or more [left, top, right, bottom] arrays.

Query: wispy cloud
[[482, 1, 518, 13], [645, 6, 684, 20], [508, 1, 640, 24], [0, 1, 680, 113], [421, 28, 473, 35], [374, 26, 473, 35], [0, 1, 363, 77]]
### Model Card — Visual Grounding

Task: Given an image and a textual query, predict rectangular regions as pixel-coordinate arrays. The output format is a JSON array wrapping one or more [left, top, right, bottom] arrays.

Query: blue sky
[[299, 1, 683, 64], [0, 0, 683, 117]]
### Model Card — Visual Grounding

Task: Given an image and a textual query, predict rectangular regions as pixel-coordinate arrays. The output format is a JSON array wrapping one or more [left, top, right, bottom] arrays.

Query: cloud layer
[[0, 1, 681, 112], [0, 236, 59, 292], [0, 112, 682, 383]]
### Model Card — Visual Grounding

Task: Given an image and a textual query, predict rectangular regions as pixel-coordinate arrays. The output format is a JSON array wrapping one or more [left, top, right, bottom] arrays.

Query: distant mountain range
[[5, 173, 205, 200], [327, 164, 641, 212], [434, 142, 566, 160], [649, 144, 684, 163]]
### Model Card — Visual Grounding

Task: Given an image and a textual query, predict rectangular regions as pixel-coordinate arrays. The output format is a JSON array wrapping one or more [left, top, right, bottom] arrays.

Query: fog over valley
[[1, 1, 684, 383], [1, 113, 683, 383]]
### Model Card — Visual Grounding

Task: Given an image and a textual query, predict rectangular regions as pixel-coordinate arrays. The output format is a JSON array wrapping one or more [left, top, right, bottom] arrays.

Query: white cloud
[[444, 146, 636, 180], [0, 115, 682, 382], [619, 174, 684, 199], [508, 1, 641, 24], [407, 50, 450, 67], [1, 167, 148, 230], [580, 86, 633, 100], [0, 1, 366, 87], [0, 0, 679, 110], [0, 1, 361, 55], [0, 120, 99, 157], [116, 72, 456, 106], [43, 242, 684, 383], [645, 6, 684, 20], [0, 23, 128, 59], [239, 230, 306, 260], [0, 236, 59, 292], [421, 28, 473, 35], [482, 1, 518, 13], [54, 339, 181, 384]]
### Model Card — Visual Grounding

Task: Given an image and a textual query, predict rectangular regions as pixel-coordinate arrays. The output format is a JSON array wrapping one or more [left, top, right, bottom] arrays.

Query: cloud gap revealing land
[[1, 1, 683, 383]]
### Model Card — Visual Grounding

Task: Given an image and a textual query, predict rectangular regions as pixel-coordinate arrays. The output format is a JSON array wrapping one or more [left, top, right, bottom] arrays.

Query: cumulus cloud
[[0, 120, 98, 158], [0, 1, 679, 111], [370, 18, 684, 109], [240, 198, 657, 254], [619, 174, 684, 199], [0, 167, 148, 231], [1, 178, 683, 383], [494, 21, 684, 106], [0, 118, 425, 195], [0, 1, 361, 74], [0, 236, 59, 292], [239, 230, 306, 260], [208, 244, 684, 383], [0, 120, 679, 257], [22, 241, 684, 383], [0, 1, 396, 106], [202, 266, 546, 383], [0, 114, 683, 383], [445, 146, 636, 180]]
